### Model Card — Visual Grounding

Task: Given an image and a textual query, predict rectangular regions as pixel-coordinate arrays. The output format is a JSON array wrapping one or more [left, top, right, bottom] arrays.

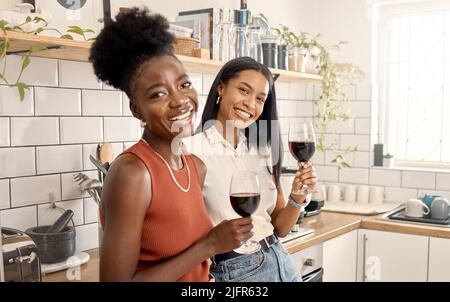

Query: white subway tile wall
[[11, 174, 61, 208], [1, 57, 450, 254], [0, 206, 37, 231], [75, 223, 99, 253], [60, 117, 103, 144], [0, 179, 9, 210], [58, 61, 102, 89], [36, 145, 83, 174], [0, 147, 36, 178], [84, 198, 99, 224], [37, 199, 84, 227], [35, 87, 82, 116], [82, 90, 122, 116], [11, 117, 59, 146], [0, 86, 34, 116], [0, 117, 9, 146]]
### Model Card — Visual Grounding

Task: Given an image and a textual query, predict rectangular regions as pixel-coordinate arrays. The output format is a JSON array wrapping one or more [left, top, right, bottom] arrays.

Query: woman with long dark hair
[[184, 57, 317, 281], [90, 8, 253, 282]]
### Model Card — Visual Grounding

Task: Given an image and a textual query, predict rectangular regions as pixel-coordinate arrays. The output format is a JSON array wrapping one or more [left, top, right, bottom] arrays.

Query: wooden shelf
[[1, 31, 322, 82]]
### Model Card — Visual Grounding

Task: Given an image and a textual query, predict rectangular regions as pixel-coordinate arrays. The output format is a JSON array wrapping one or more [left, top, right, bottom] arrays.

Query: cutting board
[[41, 251, 90, 275], [322, 201, 404, 215]]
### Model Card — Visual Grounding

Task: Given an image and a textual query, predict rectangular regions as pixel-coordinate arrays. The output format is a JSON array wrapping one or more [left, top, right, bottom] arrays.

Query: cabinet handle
[[362, 233, 368, 282], [304, 258, 315, 267]]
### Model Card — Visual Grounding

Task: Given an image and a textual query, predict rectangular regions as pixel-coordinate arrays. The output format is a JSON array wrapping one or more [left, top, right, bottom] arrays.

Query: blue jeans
[[210, 241, 303, 282]]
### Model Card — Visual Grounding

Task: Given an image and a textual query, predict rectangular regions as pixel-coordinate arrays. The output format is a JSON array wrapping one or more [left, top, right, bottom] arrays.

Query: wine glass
[[288, 122, 316, 195], [229, 170, 261, 254]]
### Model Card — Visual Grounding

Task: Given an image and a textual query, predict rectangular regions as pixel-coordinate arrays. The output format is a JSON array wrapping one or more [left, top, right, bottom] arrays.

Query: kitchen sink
[[378, 207, 450, 228]]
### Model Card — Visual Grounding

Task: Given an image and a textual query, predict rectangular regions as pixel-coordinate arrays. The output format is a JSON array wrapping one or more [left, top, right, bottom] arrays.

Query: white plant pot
[[383, 158, 393, 168]]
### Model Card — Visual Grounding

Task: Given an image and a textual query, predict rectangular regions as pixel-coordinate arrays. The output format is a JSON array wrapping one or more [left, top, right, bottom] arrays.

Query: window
[[377, 0, 450, 169]]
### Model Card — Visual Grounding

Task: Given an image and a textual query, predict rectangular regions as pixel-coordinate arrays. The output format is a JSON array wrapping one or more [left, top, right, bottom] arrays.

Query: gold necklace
[[140, 139, 190, 193]]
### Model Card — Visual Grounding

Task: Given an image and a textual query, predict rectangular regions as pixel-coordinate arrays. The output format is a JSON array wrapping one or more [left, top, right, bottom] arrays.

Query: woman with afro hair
[[89, 7, 253, 282]]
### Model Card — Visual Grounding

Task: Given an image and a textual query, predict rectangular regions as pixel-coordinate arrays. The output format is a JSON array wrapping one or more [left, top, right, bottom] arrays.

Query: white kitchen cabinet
[[290, 243, 323, 281], [357, 229, 429, 282], [428, 237, 450, 281], [322, 230, 358, 282]]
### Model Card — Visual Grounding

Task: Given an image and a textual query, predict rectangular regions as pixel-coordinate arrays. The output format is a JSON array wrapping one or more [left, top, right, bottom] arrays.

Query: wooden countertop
[[42, 211, 450, 281], [284, 212, 364, 253], [42, 249, 99, 282]]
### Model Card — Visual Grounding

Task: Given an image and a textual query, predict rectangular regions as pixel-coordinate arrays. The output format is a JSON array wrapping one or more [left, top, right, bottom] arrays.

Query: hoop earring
[[140, 120, 147, 128], [216, 96, 221, 105]]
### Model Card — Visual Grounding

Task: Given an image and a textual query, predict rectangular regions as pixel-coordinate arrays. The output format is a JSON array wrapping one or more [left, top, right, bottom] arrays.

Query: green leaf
[[25, 16, 32, 23], [33, 16, 48, 25], [341, 162, 352, 169], [15, 82, 30, 101], [21, 55, 30, 72], [35, 27, 44, 34], [67, 27, 84, 36], [0, 20, 8, 29], [61, 34, 74, 40], [83, 29, 95, 34]]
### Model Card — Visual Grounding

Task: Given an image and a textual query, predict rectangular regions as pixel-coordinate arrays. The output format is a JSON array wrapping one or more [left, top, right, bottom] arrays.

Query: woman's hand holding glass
[[290, 161, 318, 204]]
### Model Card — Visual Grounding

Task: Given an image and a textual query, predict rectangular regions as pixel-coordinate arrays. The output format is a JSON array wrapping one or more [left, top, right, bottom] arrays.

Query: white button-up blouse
[[183, 126, 278, 242]]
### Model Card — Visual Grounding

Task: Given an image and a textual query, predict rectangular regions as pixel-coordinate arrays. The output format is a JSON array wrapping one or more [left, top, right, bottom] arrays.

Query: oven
[[290, 242, 324, 282]]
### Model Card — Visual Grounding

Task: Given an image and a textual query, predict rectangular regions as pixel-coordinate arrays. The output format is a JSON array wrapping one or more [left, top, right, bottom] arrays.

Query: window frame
[[376, 0, 450, 169]]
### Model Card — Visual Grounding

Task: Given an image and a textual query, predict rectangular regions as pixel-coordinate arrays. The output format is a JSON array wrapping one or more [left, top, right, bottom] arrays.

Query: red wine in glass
[[288, 122, 316, 195], [229, 171, 261, 254], [289, 141, 316, 162], [230, 193, 260, 217]]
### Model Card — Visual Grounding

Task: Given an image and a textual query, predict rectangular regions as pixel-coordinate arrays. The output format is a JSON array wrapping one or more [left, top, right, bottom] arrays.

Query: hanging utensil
[[99, 142, 115, 165], [89, 155, 109, 178]]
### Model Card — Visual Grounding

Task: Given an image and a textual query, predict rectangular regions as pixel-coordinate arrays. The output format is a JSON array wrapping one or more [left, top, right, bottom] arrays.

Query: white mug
[[312, 184, 327, 201], [369, 186, 384, 204], [344, 185, 356, 202], [405, 198, 430, 217], [327, 185, 341, 202], [356, 185, 369, 203], [430, 197, 450, 220], [318, 184, 327, 201]]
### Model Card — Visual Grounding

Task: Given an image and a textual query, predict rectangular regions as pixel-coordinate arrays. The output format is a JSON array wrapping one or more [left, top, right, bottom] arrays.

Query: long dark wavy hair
[[199, 57, 283, 188]]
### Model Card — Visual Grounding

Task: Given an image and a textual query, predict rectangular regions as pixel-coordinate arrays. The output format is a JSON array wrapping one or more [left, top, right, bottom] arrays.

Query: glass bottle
[[214, 8, 232, 62], [230, 23, 249, 59], [216, 21, 232, 62], [248, 26, 262, 63]]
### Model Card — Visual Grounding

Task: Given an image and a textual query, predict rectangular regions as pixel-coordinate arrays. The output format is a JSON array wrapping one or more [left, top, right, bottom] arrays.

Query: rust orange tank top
[[101, 140, 213, 282]]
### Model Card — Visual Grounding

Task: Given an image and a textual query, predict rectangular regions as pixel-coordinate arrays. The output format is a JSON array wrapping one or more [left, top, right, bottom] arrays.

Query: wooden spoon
[[99, 142, 115, 165]]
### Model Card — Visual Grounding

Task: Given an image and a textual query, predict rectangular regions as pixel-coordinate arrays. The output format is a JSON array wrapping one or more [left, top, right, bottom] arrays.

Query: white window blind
[[379, 1, 450, 167]]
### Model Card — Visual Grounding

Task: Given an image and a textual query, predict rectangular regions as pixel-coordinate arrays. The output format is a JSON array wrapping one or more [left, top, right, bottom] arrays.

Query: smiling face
[[129, 55, 198, 140], [216, 69, 269, 129]]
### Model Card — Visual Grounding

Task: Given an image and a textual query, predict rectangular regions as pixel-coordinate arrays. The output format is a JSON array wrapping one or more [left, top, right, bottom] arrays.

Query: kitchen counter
[[284, 212, 364, 253], [41, 211, 450, 281], [42, 249, 99, 282]]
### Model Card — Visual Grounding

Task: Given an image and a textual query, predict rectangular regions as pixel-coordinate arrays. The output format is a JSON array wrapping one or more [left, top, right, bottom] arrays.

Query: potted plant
[[383, 153, 394, 168]]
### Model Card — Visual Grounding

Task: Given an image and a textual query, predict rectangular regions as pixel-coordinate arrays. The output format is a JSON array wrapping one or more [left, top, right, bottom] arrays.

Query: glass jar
[[288, 46, 308, 72], [277, 44, 288, 70], [261, 34, 279, 69]]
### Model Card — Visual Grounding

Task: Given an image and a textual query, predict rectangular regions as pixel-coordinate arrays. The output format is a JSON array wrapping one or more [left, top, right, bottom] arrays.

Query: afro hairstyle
[[89, 7, 175, 97]]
